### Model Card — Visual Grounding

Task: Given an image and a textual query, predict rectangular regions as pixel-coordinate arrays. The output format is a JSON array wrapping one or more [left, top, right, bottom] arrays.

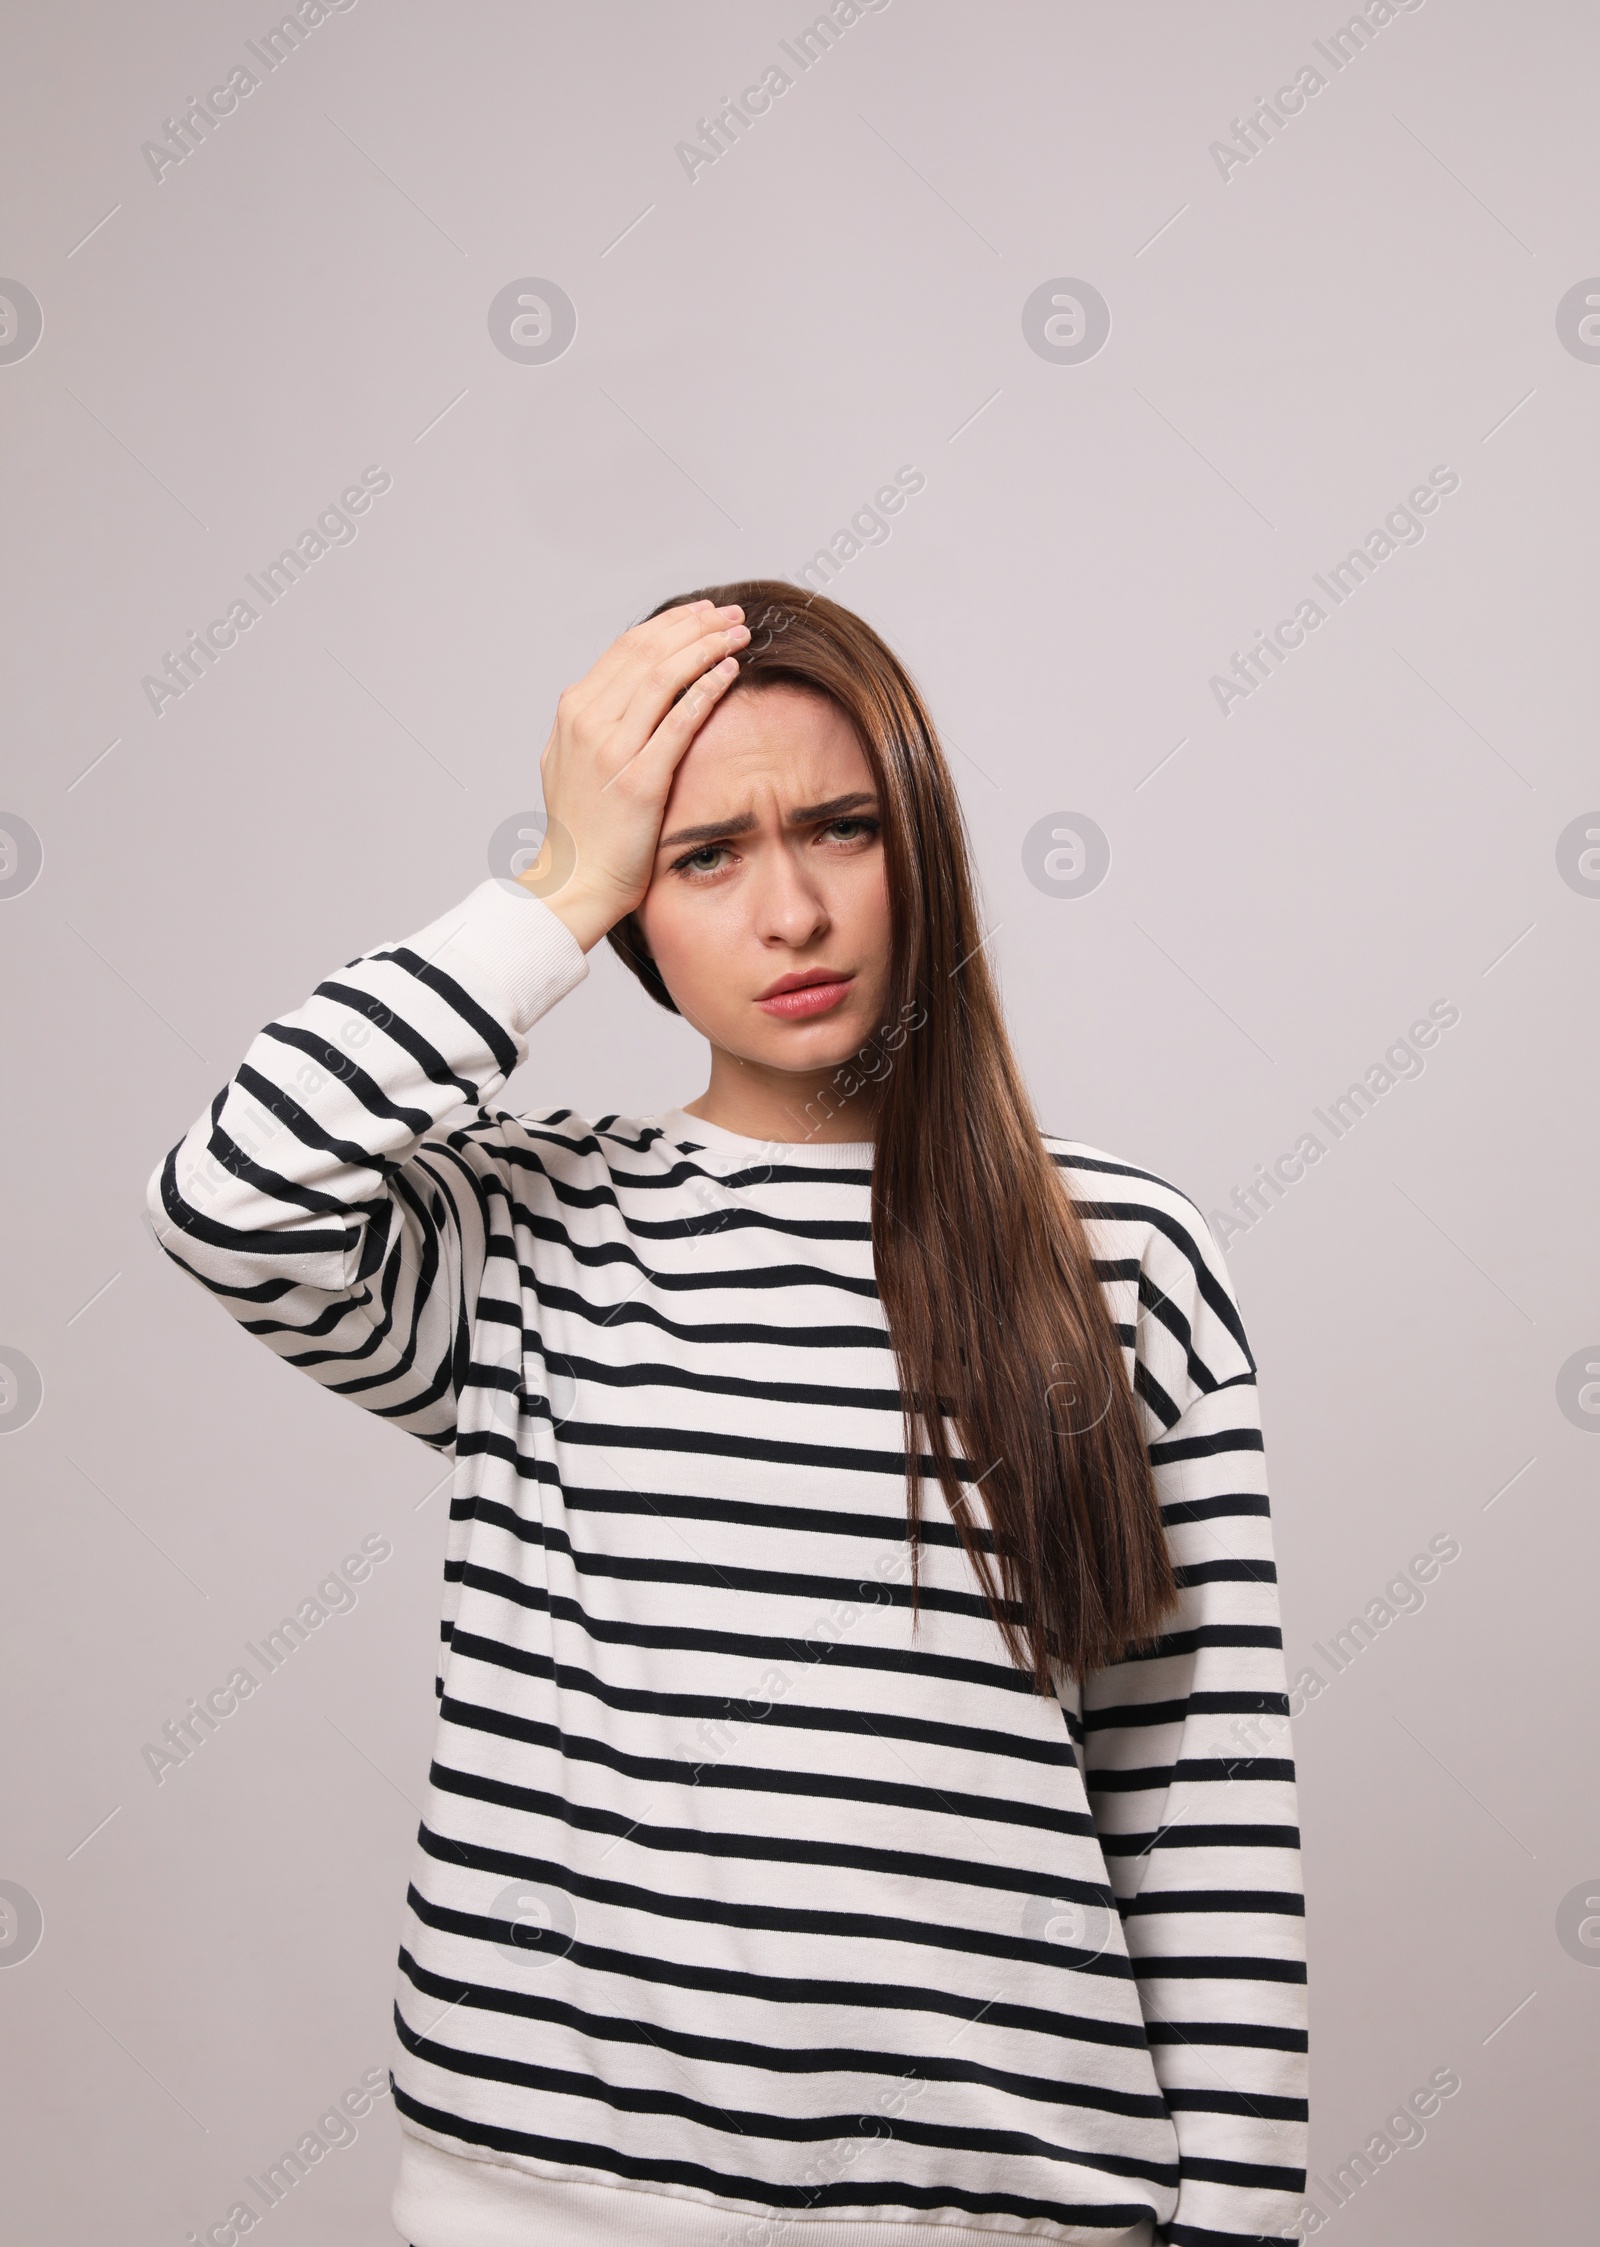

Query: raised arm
[[144, 596, 752, 1450], [1082, 1206, 1308, 2247], [144, 881, 592, 1451]]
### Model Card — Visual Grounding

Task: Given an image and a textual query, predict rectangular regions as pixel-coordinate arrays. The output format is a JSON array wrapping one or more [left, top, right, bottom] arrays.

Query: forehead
[[664, 684, 872, 814]]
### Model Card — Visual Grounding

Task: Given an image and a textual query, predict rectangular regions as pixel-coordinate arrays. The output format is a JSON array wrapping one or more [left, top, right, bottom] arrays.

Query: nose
[[752, 839, 831, 949]]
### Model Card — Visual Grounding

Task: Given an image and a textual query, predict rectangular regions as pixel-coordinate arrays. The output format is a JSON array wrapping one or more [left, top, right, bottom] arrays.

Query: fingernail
[[719, 603, 744, 619]]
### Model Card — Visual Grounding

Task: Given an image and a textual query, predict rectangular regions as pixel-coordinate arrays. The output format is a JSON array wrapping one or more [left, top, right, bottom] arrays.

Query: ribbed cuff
[[397, 877, 590, 1042]]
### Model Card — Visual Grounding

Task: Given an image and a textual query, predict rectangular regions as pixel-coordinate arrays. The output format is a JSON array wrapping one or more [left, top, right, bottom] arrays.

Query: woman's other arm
[[1081, 1200, 1308, 2246]]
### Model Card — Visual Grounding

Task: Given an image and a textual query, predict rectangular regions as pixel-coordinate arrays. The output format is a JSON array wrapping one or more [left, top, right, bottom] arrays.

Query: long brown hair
[[608, 579, 1177, 1692]]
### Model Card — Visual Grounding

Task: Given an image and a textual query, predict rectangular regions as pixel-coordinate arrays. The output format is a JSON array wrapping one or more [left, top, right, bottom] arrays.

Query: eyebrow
[[658, 791, 878, 850]]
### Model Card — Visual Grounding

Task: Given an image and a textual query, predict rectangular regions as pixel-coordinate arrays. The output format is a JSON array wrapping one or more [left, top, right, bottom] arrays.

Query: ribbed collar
[[648, 1104, 876, 1169]]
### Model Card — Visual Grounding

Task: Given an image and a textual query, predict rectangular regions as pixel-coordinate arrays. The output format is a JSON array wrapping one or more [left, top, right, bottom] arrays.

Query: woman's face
[[634, 683, 893, 1082]]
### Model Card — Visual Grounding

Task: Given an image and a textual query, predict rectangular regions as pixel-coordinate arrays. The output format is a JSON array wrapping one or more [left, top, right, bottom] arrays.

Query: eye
[[820, 816, 879, 846], [671, 842, 732, 880]]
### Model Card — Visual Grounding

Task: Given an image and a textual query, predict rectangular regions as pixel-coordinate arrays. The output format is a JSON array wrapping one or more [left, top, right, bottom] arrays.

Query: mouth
[[755, 969, 856, 1020]]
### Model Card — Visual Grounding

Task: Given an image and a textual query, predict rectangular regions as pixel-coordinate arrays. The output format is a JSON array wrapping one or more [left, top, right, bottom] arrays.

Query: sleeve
[[143, 877, 589, 1455], [1081, 1200, 1308, 2247]]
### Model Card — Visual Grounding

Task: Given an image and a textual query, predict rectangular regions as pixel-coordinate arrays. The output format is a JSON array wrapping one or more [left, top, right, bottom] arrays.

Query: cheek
[[839, 847, 888, 918], [828, 841, 891, 948], [633, 882, 732, 1024]]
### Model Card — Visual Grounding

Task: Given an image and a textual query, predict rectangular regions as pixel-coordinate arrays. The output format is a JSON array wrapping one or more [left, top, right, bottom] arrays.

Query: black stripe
[[392, 2013, 1179, 2188], [1083, 1692, 1289, 1731], [554, 1478, 988, 1553], [377, 943, 521, 1078], [1131, 1955, 1307, 1984], [442, 1589, 1049, 1702], [1086, 1758, 1296, 1792], [436, 1690, 1094, 1836], [440, 1640, 1071, 1767], [396, 1946, 1165, 2112], [1148, 1426, 1265, 1466], [498, 1274, 895, 1350], [490, 1344, 906, 1416], [407, 1837, 1136, 2008], [1099, 1823, 1301, 1856], [1144, 2018, 1308, 2052], [1123, 1889, 1305, 1919], [428, 1759, 1111, 1901], [467, 1533, 1005, 1620]]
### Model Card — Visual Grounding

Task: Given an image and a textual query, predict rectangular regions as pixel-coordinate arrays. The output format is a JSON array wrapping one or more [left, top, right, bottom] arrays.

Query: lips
[[756, 970, 855, 1020]]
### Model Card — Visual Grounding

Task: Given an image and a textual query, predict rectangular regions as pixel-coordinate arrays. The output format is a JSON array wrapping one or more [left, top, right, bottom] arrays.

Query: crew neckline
[[650, 1104, 876, 1166]]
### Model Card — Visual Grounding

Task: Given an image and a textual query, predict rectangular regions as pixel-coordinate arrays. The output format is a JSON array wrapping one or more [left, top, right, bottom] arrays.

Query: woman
[[148, 583, 1307, 2247]]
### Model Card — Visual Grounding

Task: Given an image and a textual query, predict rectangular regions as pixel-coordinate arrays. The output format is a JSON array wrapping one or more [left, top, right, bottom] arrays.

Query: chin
[[753, 1005, 879, 1073], [764, 1032, 864, 1073]]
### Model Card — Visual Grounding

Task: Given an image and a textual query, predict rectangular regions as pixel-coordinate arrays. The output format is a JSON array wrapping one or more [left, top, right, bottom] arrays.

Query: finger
[[558, 602, 715, 726], [620, 651, 743, 795], [613, 619, 749, 749], [577, 600, 738, 718], [593, 605, 745, 731], [598, 652, 740, 798]]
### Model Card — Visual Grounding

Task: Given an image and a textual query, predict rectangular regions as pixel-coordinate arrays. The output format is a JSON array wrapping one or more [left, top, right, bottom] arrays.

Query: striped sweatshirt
[[145, 875, 1308, 2247]]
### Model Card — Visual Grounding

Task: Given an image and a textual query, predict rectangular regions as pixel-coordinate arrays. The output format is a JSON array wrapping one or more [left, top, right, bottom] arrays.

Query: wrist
[[523, 875, 623, 955]]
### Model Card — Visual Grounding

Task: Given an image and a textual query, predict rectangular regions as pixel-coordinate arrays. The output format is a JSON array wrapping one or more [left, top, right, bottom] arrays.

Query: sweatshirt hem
[[392, 2128, 1160, 2247]]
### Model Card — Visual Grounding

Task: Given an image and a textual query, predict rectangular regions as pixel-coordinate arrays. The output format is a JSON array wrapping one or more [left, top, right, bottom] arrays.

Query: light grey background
[[2, 2, 1596, 2240]]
